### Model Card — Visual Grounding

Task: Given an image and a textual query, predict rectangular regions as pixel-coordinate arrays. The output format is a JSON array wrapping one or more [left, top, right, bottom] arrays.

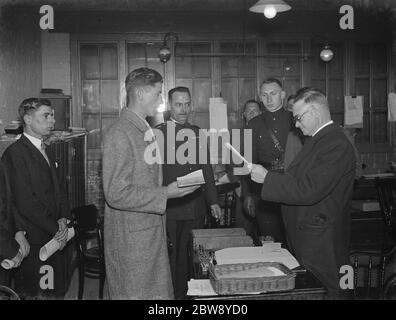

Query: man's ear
[[281, 90, 286, 101], [135, 87, 144, 101], [23, 114, 32, 125]]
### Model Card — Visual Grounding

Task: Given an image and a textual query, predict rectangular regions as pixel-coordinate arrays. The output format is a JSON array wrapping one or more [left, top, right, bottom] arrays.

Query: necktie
[[40, 141, 50, 165]]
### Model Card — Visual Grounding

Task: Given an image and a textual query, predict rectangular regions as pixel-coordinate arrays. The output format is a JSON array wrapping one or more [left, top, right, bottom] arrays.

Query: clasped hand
[[54, 218, 68, 250]]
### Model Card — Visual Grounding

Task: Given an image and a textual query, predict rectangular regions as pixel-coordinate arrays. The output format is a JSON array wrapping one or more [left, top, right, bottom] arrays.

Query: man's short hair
[[287, 94, 296, 103], [168, 86, 191, 102], [18, 98, 51, 124], [125, 67, 163, 106], [294, 87, 328, 108], [260, 78, 283, 89], [243, 99, 261, 113]]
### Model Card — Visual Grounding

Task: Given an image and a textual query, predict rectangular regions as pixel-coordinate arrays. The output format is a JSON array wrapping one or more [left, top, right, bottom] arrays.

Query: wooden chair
[[72, 204, 105, 300], [350, 177, 396, 299], [0, 285, 20, 300]]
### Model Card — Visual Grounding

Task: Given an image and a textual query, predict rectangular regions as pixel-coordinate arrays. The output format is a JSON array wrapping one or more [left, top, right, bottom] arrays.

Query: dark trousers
[[167, 218, 203, 299], [0, 268, 11, 287], [14, 244, 67, 299], [255, 199, 286, 244]]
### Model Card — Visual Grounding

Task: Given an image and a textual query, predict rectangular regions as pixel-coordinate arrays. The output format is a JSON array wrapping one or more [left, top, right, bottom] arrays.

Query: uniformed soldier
[[243, 78, 302, 244], [156, 86, 222, 299]]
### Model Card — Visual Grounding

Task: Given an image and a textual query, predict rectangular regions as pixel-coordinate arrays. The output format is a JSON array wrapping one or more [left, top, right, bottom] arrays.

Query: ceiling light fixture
[[249, 0, 291, 19]]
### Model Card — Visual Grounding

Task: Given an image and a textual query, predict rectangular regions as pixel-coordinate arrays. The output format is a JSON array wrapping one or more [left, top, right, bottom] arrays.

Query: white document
[[177, 169, 205, 187], [1, 258, 15, 270], [209, 97, 228, 132], [214, 246, 300, 270], [344, 96, 363, 128], [187, 279, 218, 296], [388, 92, 396, 122], [39, 227, 75, 262]]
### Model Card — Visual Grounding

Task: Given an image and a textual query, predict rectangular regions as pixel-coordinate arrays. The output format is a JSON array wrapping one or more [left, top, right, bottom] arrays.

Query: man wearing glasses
[[243, 78, 301, 244], [250, 87, 356, 299]]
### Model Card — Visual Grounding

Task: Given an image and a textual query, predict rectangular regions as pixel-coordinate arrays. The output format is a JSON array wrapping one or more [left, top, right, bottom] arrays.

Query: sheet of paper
[[176, 169, 205, 187], [214, 246, 300, 270], [388, 92, 396, 122], [344, 96, 363, 128], [39, 227, 75, 262], [209, 97, 228, 132], [187, 279, 218, 296]]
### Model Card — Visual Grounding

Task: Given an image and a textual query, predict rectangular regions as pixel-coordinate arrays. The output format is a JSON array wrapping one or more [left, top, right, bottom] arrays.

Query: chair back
[[72, 204, 99, 232], [375, 177, 396, 235]]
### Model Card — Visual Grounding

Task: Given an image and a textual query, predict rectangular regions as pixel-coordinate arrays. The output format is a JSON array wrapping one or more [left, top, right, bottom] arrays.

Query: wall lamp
[[158, 32, 179, 63], [249, 0, 291, 19], [320, 45, 334, 62]]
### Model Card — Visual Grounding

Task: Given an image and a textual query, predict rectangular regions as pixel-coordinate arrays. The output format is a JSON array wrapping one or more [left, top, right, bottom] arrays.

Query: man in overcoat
[[102, 68, 198, 299]]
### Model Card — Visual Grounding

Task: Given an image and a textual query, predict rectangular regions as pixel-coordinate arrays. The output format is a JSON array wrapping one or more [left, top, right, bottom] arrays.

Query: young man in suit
[[156, 86, 222, 299], [250, 87, 356, 299], [2, 98, 71, 299], [0, 162, 30, 287]]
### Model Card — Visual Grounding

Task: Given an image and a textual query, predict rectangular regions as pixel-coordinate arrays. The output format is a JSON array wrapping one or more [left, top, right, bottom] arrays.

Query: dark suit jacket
[[0, 162, 19, 260], [156, 120, 218, 221], [1, 135, 71, 246], [260, 123, 355, 294]]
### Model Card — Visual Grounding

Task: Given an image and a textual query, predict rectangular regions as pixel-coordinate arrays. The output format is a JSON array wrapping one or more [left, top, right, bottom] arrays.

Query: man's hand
[[210, 204, 223, 222], [243, 195, 256, 218], [11, 249, 23, 268], [54, 219, 68, 250], [166, 181, 200, 199], [14, 231, 30, 258], [250, 164, 268, 184]]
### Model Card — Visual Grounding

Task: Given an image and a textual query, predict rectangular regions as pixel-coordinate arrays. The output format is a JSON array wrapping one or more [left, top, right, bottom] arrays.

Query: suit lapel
[[20, 135, 58, 214]]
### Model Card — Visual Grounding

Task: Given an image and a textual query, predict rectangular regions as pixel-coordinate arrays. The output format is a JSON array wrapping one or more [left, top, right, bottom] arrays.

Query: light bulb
[[157, 102, 166, 113], [320, 46, 334, 62], [263, 6, 277, 19]]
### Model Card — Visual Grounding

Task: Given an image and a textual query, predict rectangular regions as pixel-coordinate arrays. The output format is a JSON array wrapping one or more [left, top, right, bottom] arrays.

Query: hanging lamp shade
[[249, 0, 291, 13]]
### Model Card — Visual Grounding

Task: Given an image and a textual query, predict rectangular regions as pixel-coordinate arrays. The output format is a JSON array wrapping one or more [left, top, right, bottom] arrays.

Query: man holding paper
[[103, 70, 199, 300], [2, 98, 71, 299], [250, 88, 355, 299], [156, 86, 221, 299]]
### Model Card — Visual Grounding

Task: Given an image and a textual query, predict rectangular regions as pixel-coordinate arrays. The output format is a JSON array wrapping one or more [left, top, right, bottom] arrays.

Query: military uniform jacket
[[244, 109, 293, 196], [156, 120, 218, 221]]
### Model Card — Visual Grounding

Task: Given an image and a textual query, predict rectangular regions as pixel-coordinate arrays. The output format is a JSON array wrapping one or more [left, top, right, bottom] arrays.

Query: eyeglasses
[[293, 108, 311, 123]]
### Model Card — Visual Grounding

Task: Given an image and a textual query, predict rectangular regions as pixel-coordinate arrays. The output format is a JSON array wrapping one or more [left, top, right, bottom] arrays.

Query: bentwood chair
[[0, 285, 20, 300], [72, 204, 105, 300], [350, 177, 396, 299]]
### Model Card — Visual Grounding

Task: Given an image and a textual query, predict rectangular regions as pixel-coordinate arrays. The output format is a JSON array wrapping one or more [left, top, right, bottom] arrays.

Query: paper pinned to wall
[[388, 92, 396, 122], [344, 96, 363, 128], [209, 97, 228, 132]]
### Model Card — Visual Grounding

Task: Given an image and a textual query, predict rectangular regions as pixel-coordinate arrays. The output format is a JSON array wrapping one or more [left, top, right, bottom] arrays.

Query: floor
[[64, 268, 108, 300]]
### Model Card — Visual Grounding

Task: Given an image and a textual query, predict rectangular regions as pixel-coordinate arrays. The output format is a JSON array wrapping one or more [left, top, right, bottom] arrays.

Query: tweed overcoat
[[102, 107, 173, 300]]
